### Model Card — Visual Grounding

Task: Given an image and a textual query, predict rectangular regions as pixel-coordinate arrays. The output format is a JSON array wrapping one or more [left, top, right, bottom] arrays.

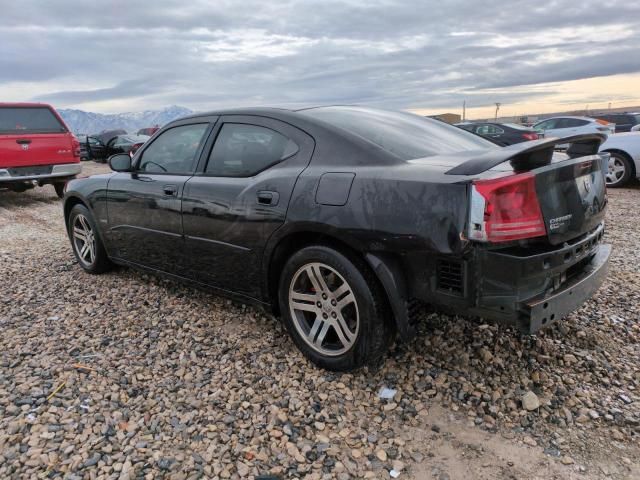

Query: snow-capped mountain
[[58, 106, 194, 134]]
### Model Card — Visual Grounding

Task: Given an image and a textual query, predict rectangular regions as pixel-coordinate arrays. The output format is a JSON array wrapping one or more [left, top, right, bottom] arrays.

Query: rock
[[376, 449, 388, 462], [560, 456, 574, 465], [521, 391, 540, 411], [479, 348, 493, 363], [236, 461, 250, 477], [83, 453, 101, 468], [619, 394, 632, 404]]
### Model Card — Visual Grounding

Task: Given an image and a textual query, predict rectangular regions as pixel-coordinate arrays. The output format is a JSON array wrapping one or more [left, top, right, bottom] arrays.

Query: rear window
[[299, 106, 495, 160], [502, 123, 532, 131], [0, 107, 66, 134]]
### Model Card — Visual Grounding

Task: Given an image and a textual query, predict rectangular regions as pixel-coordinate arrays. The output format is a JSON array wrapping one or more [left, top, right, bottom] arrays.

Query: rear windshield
[[117, 135, 149, 143], [299, 106, 495, 160], [502, 123, 532, 130], [0, 107, 66, 134]]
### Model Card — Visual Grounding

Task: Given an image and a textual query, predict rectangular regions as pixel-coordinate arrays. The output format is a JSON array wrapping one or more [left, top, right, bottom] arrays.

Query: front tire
[[67, 204, 112, 274], [605, 152, 632, 188], [278, 246, 393, 371]]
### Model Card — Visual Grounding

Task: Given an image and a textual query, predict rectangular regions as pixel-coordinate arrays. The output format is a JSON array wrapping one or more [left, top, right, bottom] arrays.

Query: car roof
[[538, 115, 595, 121], [0, 102, 55, 108], [178, 106, 295, 121]]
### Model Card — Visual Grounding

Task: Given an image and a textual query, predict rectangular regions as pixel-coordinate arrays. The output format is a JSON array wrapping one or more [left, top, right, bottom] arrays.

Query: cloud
[[1, 0, 639, 113]]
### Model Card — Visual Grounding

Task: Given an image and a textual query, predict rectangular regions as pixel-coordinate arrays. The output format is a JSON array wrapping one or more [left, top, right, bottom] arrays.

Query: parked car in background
[[137, 126, 160, 136], [106, 134, 150, 157], [599, 132, 640, 187], [63, 106, 610, 370], [76, 134, 90, 161], [533, 116, 614, 139], [0, 102, 81, 197], [593, 113, 640, 133], [632, 124, 640, 132], [455, 122, 540, 145], [85, 133, 149, 161]]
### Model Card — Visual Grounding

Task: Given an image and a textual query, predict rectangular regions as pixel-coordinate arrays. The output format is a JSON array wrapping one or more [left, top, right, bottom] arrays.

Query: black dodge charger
[[63, 106, 611, 371]]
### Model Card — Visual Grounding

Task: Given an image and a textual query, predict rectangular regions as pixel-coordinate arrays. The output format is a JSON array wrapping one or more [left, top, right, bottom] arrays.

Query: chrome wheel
[[606, 155, 626, 185], [288, 262, 359, 356], [72, 214, 96, 266]]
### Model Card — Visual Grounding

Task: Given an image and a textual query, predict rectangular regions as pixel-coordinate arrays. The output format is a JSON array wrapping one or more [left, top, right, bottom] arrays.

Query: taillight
[[129, 143, 143, 157], [469, 172, 546, 243], [71, 136, 81, 158], [522, 132, 538, 141]]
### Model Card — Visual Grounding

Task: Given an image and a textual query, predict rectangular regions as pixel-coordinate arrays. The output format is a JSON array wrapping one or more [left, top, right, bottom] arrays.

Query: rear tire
[[67, 204, 112, 274], [278, 245, 394, 371], [604, 151, 632, 188], [54, 183, 65, 198]]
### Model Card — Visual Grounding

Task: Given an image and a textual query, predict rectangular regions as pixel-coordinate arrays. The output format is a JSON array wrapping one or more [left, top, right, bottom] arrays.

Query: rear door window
[[0, 107, 66, 134], [564, 119, 589, 127], [205, 123, 299, 177]]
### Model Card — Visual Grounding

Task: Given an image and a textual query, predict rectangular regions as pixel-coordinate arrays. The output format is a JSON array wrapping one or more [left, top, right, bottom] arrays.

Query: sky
[[2, 0, 640, 119]]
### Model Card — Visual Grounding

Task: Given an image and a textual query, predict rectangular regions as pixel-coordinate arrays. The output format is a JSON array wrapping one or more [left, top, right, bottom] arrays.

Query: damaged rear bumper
[[523, 244, 610, 332], [406, 222, 611, 334], [465, 223, 610, 333]]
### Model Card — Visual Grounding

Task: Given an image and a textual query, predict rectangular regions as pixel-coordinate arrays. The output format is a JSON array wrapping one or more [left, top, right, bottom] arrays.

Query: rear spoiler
[[446, 133, 607, 176]]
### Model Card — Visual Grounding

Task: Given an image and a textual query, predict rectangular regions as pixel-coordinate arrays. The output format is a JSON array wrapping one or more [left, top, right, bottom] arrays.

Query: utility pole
[[462, 100, 466, 122], [494, 103, 501, 121]]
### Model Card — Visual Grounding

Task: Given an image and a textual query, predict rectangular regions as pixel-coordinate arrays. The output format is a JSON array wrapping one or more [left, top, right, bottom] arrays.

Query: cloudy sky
[[2, 0, 640, 118]]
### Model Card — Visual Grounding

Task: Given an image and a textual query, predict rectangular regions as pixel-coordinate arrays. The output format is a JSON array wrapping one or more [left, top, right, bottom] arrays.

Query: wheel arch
[[264, 227, 416, 341], [63, 195, 88, 229], [63, 194, 109, 251]]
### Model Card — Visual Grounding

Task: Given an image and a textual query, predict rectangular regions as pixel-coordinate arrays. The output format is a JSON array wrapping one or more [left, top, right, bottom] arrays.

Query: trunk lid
[[533, 154, 607, 245]]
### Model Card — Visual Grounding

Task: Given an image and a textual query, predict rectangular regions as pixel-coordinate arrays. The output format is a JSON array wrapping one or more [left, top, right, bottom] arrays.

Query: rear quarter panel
[[286, 162, 469, 255]]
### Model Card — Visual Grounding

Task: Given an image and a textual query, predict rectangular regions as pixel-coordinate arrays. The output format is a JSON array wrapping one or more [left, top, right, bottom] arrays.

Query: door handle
[[257, 190, 279, 206], [16, 139, 32, 145], [163, 184, 178, 196]]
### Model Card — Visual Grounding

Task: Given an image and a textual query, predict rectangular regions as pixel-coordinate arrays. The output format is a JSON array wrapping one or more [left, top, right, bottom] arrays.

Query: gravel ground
[[1, 163, 639, 479]]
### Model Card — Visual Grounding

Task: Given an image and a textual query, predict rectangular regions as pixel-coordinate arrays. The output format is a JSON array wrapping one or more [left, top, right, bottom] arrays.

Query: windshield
[[0, 107, 66, 134], [299, 106, 496, 160]]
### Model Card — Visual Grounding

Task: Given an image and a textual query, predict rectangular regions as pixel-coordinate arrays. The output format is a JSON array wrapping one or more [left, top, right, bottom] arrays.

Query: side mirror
[[108, 153, 133, 172]]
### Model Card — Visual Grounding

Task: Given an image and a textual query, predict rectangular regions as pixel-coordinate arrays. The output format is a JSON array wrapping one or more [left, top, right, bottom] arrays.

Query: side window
[[137, 124, 208, 174], [205, 123, 299, 177], [568, 119, 589, 127], [535, 119, 555, 130], [476, 125, 503, 135]]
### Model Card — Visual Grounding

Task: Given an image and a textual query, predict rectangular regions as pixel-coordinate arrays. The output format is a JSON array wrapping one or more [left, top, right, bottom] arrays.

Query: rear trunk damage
[[410, 133, 612, 334]]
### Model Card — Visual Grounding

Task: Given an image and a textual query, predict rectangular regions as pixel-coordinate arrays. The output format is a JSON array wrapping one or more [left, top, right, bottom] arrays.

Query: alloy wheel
[[606, 155, 626, 186], [288, 262, 360, 356], [72, 214, 96, 266]]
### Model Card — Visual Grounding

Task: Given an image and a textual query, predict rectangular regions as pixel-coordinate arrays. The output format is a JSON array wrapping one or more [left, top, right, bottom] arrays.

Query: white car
[[533, 116, 615, 138], [632, 124, 640, 132], [599, 132, 640, 187]]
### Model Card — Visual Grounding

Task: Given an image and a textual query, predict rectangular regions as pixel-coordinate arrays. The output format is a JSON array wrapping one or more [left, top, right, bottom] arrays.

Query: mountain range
[[58, 106, 194, 134]]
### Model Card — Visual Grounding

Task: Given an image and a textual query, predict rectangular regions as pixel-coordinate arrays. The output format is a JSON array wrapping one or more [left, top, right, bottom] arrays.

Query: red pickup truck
[[0, 103, 81, 197]]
